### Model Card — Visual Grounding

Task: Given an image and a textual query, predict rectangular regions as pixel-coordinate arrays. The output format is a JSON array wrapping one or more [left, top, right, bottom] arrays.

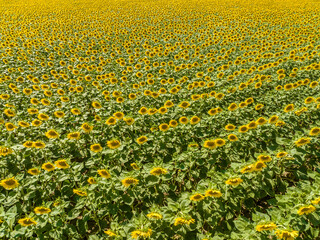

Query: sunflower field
[[1, 0, 320, 239]]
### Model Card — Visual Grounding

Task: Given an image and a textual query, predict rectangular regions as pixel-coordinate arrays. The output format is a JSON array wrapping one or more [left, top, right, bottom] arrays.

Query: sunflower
[[164, 100, 174, 108], [309, 127, 320, 136], [38, 113, 49, 121], [174, 217, 195, 226], [247, 121, 258, 129], [23, 141, 34, 148], [34, 207, 51, 215], [310, 81, 318, 88], [104, 230, 118, 237], [121, 177, 139, 187], [147, 212, 163, 220], [138, 107, 148, 115], [245, 98, 254, 105], [225, 124, 236, 131], [179, 116, 188, 124], [5, 123, 17, 131], [28, 108, 39, 115], [295, 137, 311, 147], [255, 104, 264, 110], [208, 108, 218, 116], [228, 103, 238, 111], [150, 167, 167, 176], [55, 160, 69, 169], [258, 155, 272, 162], [275, 121, 285, 127], [61, 97, 70, 102], [105, 117, 117, 125], [215, 138, 226, 147], [228, 134, 238, 142], [107, 140, 121, 149], [128, 93, 136, 100], [284, 104, 294, 113], [215, 93, 225, 100], [123, 117, 135, 125], [205, 189, 222, 198], [190, 116, 200, 125], [255, 82, 262, 88], [81, 123, 93, 133], [92, 101, 102, 109], [33, 141, 46, 149], [159, 123, 170, 131], [256, 222, 277, 232], [136, 136, 148, 145], [204, 140, 216, 149], [88, 177, 97, 184], [304, 97, 315, 104], [90, 144, 103, 152], [73, 189, 87, 197], [297, 205, 316, 215], [158, 107, 168, 114], [131, 229, 152, 239], [0, 146, 12, 156], [4, 109, 15, 117], [240, 164, 255, 174], [30, 98, 39, 105], [130, 163, 140, 170], [71, 108, 81, 115], [275, 229, 299, 240], [190, 193, 205, 201], [67, 132, 80, 140], [17, 121, 29, 128], [225, 178, 243, 186], [191, 94, 201, 101], [178, 101, 190, 109], [148, 108, 157, 115], [269, 115, 279, 124], [18, 218, 37, 227], [276, 152, 288, 158], [45, 129, 60, 139], [113, 112, 124, 119], [311, 197, 320, 205], [254, 161, 267, 172], [42, 162, 55, 172], [0, 177, 19, 190], [239, 125, 249, 133], [31, 119, 42, 127], [98, 169, 111, 179], [27, 168, 40, 175], [0, 94, 10, 100], [53, 110, 65, 118], [256, 117, 267, 125], [284, 83, 293, 91]]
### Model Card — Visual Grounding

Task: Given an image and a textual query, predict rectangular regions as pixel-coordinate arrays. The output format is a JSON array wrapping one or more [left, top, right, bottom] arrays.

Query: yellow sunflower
[[0, 177, 19, 190], [107, 140, 121, 149]]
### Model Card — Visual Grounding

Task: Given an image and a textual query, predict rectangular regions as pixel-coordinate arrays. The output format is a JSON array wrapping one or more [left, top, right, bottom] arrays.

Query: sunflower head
[[18, 218, 37, 227], [55, 160, 69, 169], [159, 123, 170, 131], [42, 162, 55, 172], [136, 136, 148, 145], [90, 144, 103, 152], [34, 207, 51, 215], [121, 177, 139, 187], [98, 169, 111, 179], [45, 129, 59, 139], [204, 140, 216, 149], [107, 140, 121, 149], [0, 177, 19, 190]]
